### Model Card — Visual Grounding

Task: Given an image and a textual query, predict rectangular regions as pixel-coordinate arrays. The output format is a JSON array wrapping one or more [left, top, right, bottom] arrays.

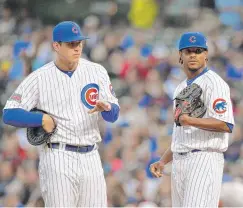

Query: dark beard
[[188, 67, 200, 73]]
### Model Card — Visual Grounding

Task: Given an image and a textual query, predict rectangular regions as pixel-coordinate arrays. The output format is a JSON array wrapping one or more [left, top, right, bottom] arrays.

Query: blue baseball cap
[[53, 21, 89, 42], [178, 32, 208, 51]]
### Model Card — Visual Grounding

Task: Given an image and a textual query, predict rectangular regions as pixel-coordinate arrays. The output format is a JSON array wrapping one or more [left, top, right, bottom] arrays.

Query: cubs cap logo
[[189, 36, 196, 43], [213, 98, 227, 114], [81, 83, 99, 109], [179, 32, 208, 51], [72, 26, 79, 34]]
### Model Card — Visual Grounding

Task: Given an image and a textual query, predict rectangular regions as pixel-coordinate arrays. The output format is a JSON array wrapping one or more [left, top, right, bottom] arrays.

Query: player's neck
[[185, 65, 207, 80], [55, 58, 78, 72]]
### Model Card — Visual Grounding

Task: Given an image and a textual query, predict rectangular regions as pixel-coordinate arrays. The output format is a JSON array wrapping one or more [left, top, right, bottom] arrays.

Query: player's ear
[[52, 42, 59, 51], [179, 57, 182, 64], [204, 50, 208, 62], [179, 51, 183, 64]]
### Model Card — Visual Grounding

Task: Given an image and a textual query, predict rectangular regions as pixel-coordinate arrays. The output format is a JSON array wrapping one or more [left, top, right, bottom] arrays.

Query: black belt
[[177, 149, 201, 156], [47, 143, 95, 153]]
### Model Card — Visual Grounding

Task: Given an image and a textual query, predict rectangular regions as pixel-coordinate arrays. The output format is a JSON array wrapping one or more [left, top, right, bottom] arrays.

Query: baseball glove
[[27, 109, 57, 146], [174, 83, 206, 126]]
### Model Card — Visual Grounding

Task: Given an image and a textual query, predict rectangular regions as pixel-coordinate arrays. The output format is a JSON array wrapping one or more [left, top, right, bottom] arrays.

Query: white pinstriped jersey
[[4, 58, 119, 146], [171, 69, 234, 153]]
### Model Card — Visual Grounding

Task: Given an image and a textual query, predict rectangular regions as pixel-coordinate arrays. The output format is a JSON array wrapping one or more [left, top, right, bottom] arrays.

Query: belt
[[177, 149, 201, 156], [47, 143, 95, 153]]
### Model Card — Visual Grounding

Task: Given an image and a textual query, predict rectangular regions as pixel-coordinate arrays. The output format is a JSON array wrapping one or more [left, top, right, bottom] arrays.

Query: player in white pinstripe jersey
[[150, 32, 234, 207], [3, 21, 120, 207]]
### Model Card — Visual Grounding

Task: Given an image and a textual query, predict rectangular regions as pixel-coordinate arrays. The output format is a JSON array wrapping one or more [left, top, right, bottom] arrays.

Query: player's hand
[[179, 114, 191, 126], [42, 114, 56, 133], [149, 160, 165, 178], [88, 100, 111, 114]]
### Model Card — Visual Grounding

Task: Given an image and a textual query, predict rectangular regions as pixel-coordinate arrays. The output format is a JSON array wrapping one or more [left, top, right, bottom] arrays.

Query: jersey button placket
[[67, 79, 76, 125]]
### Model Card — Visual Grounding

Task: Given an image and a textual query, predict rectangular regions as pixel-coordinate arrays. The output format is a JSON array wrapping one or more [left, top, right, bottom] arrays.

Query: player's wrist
[[42, 114, 54, 125], [179, 114, 193, 126], [42, 114, 49, 125], [186, 116, 196, 126], [102, 101, 111, 111], [106, 102, 111, 111], [42, 114, 56, 133], [159, 159, 165, 166]]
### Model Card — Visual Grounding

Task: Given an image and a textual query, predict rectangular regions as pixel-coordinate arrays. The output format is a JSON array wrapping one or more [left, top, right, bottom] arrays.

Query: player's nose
[[189, 52, 197, 57], [189, 54, 197, 60], [74, 46, 81, 52]]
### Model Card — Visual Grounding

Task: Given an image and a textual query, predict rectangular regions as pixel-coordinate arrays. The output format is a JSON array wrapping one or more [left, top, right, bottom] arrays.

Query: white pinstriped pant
[[171, 151, 224, 207], [38, 144, 107, 207]]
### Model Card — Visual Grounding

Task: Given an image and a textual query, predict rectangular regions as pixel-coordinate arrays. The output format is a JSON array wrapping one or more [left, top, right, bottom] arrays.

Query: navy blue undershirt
[[62, 70, 74, 77], [3, 108, 43, 127], [3, 103, 119, 127], [186, 67, 233, 132], [101, 103, 120, 123]]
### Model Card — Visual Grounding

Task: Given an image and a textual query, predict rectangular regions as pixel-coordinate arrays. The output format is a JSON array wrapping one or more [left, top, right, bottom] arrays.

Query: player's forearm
[[3, 108, 43, 128], [160, 147, 173, 165], [186, 117, 231, 133]]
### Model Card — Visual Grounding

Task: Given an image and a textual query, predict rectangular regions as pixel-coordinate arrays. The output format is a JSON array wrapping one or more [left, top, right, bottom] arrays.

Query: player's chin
[[187, 63, 200, 71], [71, 56, 80, 62]]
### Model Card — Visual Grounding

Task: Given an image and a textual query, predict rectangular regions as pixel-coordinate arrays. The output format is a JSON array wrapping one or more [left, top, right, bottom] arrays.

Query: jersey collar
[[187, 67, 209, 86], [54, 63, 75, 78]]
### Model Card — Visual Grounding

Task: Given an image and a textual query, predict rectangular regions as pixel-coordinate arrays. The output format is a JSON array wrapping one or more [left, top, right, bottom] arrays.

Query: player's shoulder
[[27, 61, 55, 77], [204, 69, 229, 89], [37, 61, 55, 72], [173, 80, 187, 98], [80, 58, 107, 72], [21, 62, 53, 80], [80, 58, 101, 68]]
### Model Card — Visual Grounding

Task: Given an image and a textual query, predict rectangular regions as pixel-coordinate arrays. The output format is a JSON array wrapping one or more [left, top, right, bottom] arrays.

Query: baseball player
[[149, 32, 234, 207], [2, 21, 120, 207]]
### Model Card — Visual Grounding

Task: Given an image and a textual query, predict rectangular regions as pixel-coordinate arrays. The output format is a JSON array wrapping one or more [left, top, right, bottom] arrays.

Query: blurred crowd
[[0, 0, 243, 207]]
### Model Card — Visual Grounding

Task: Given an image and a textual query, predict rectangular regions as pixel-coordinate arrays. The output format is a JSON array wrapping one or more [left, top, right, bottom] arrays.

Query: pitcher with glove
[[149, 32, 234, 207]]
